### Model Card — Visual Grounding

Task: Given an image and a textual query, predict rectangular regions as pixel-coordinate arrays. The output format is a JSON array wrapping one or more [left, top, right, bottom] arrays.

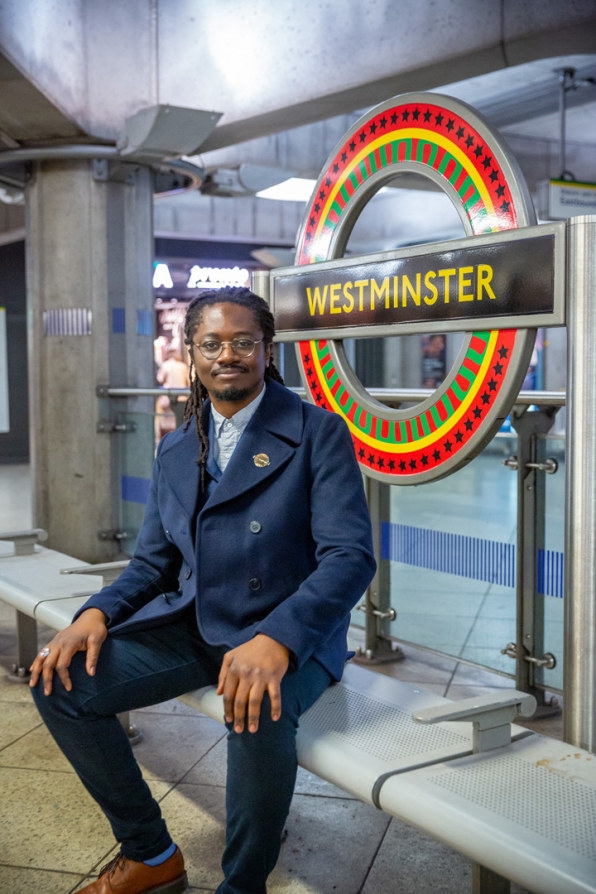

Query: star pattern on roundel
[[302, 333, 510, 476], [300, 103, 513, 255]]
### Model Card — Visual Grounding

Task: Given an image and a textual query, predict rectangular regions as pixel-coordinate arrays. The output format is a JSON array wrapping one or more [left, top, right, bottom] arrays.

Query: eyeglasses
[[192, 337, 263, 360]]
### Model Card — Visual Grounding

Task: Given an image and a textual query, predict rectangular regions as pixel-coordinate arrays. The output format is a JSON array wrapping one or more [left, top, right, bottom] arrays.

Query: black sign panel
[[271, 226, 564, 339]]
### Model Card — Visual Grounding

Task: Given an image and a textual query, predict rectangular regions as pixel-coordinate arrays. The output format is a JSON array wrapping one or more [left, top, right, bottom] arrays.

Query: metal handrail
[[97, 384, 566, 408]]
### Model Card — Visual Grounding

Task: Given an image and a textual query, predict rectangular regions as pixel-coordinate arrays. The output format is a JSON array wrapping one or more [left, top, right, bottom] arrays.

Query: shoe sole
[[144, 871, 188, 893]]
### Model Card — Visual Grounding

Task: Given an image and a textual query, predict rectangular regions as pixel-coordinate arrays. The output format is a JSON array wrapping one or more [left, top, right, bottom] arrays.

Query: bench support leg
[[118, 711, 142, 745], [472, 863, 510, 894], [6, 611, 38, 682]]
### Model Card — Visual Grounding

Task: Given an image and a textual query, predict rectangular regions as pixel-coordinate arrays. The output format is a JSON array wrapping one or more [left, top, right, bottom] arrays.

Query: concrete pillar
[[25, 158, 155, 562]]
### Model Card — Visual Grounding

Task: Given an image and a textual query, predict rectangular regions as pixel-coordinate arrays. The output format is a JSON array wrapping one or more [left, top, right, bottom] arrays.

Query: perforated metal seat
[[296, 663, 477, 804], [377, 733, 596, 894]]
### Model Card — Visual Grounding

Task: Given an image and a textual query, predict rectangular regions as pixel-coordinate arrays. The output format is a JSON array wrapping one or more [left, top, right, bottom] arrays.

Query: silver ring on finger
[[39, 647, 51, 658]]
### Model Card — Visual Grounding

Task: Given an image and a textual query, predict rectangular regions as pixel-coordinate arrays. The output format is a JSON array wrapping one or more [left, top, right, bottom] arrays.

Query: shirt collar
[[210, 383, 266, 437]]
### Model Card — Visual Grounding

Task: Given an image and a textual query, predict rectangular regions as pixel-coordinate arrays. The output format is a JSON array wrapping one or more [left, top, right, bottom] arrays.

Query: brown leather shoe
[[78, 846, 188, 893]]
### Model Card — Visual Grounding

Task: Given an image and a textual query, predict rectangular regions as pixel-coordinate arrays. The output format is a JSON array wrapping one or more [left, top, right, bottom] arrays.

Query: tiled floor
[[0, 464, 560, 893]]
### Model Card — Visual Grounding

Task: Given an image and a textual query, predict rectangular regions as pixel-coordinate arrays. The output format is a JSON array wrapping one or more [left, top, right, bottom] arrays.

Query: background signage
[[545, 178, 596, 219], [153, 262, 249, 291]]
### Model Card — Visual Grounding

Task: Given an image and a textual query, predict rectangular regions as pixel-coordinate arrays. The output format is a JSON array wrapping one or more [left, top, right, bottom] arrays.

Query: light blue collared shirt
[[211, 385, 266, 472]]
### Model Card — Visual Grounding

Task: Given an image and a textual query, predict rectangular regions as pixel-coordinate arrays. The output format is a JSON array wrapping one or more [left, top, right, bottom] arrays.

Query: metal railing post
[[564, 215, 596, 752], [356, 476, 403, 663], [509, 408, 559, 705]]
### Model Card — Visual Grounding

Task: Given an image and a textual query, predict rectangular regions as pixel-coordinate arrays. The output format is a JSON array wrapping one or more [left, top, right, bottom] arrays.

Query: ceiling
[[0, 41, 594, 251], [178, 53, 596, 192], [166, 53, 596, 257], [437, 55, 596, 164]]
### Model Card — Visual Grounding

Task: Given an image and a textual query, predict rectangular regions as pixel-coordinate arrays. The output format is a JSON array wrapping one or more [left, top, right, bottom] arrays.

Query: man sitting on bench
[[29, 287, 376, 894]]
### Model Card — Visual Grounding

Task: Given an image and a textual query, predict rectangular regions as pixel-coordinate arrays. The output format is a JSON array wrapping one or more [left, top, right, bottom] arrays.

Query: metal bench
[[0, 531, 100, 679], [0, 531, 136, 738], [182, 658, 596, 894], [1, 532, 595, 894]]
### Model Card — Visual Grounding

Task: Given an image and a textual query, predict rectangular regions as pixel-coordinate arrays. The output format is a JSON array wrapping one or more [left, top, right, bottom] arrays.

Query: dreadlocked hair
[[182, 286, 285, 494]]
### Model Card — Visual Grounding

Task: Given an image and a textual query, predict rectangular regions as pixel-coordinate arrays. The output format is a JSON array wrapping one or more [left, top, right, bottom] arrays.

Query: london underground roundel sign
[[293, 93, 537, 484]]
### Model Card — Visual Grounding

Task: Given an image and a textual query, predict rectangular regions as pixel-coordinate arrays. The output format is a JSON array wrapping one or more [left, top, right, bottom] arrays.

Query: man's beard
[[211, 384, 254, 403]]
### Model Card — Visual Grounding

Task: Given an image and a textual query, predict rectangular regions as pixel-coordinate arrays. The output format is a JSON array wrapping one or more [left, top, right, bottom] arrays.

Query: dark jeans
[[30, 611, 332, 894]]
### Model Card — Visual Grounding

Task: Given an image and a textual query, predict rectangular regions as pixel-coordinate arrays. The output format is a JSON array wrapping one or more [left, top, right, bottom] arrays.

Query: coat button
[[249, 520, 262, 533], [248, 577, 262, 591]]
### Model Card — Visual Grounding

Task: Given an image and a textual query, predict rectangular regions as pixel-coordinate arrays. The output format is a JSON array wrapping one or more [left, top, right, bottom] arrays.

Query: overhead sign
[[271, 223, 565, 340], [545, 179, 596, 219]]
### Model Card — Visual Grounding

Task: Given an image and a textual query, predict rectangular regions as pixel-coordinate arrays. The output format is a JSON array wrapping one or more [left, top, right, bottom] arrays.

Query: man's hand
[[29, 608, 108, 696], [217, 634, 290, 734]]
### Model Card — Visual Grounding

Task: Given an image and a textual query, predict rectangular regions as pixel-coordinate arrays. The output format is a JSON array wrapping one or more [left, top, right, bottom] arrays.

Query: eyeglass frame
[[191, 337, 264, 360]]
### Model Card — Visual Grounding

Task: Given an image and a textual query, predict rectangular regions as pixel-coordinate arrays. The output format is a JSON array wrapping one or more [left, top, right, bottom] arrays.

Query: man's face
[[190, 302, 271, 416]]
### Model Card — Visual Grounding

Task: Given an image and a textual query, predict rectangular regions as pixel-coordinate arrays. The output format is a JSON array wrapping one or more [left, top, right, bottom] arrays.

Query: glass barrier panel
[[383, 431, 519, 676], [113, 406, 159, 556]]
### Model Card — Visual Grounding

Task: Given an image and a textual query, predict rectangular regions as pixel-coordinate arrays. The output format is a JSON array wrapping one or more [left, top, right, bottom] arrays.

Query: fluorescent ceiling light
[[256, 177, 316, 202]]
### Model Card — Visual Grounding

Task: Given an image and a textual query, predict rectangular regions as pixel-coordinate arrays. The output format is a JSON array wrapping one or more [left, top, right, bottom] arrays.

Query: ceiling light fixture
[[256, 177, 316, 202]]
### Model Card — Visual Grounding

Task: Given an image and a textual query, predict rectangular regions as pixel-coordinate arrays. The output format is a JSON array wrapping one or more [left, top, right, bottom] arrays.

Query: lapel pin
[[253, 453, 270, 468]]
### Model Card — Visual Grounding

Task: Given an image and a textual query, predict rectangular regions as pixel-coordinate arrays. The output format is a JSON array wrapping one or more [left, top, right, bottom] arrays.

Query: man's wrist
[[80, 607, 108, 624]]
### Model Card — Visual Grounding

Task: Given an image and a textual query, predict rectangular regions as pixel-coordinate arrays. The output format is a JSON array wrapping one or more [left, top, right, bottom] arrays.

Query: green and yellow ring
[[294, 95, 535, 482]]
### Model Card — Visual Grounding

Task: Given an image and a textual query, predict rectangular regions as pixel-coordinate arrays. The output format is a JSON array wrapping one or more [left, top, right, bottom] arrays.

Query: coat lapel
[[158, 422, 202, 519], [202, 380, 304, 510]]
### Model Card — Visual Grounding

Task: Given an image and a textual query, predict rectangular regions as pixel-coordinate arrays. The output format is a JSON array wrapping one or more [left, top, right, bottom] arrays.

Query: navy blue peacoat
[[77, 380, 376, 681]]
